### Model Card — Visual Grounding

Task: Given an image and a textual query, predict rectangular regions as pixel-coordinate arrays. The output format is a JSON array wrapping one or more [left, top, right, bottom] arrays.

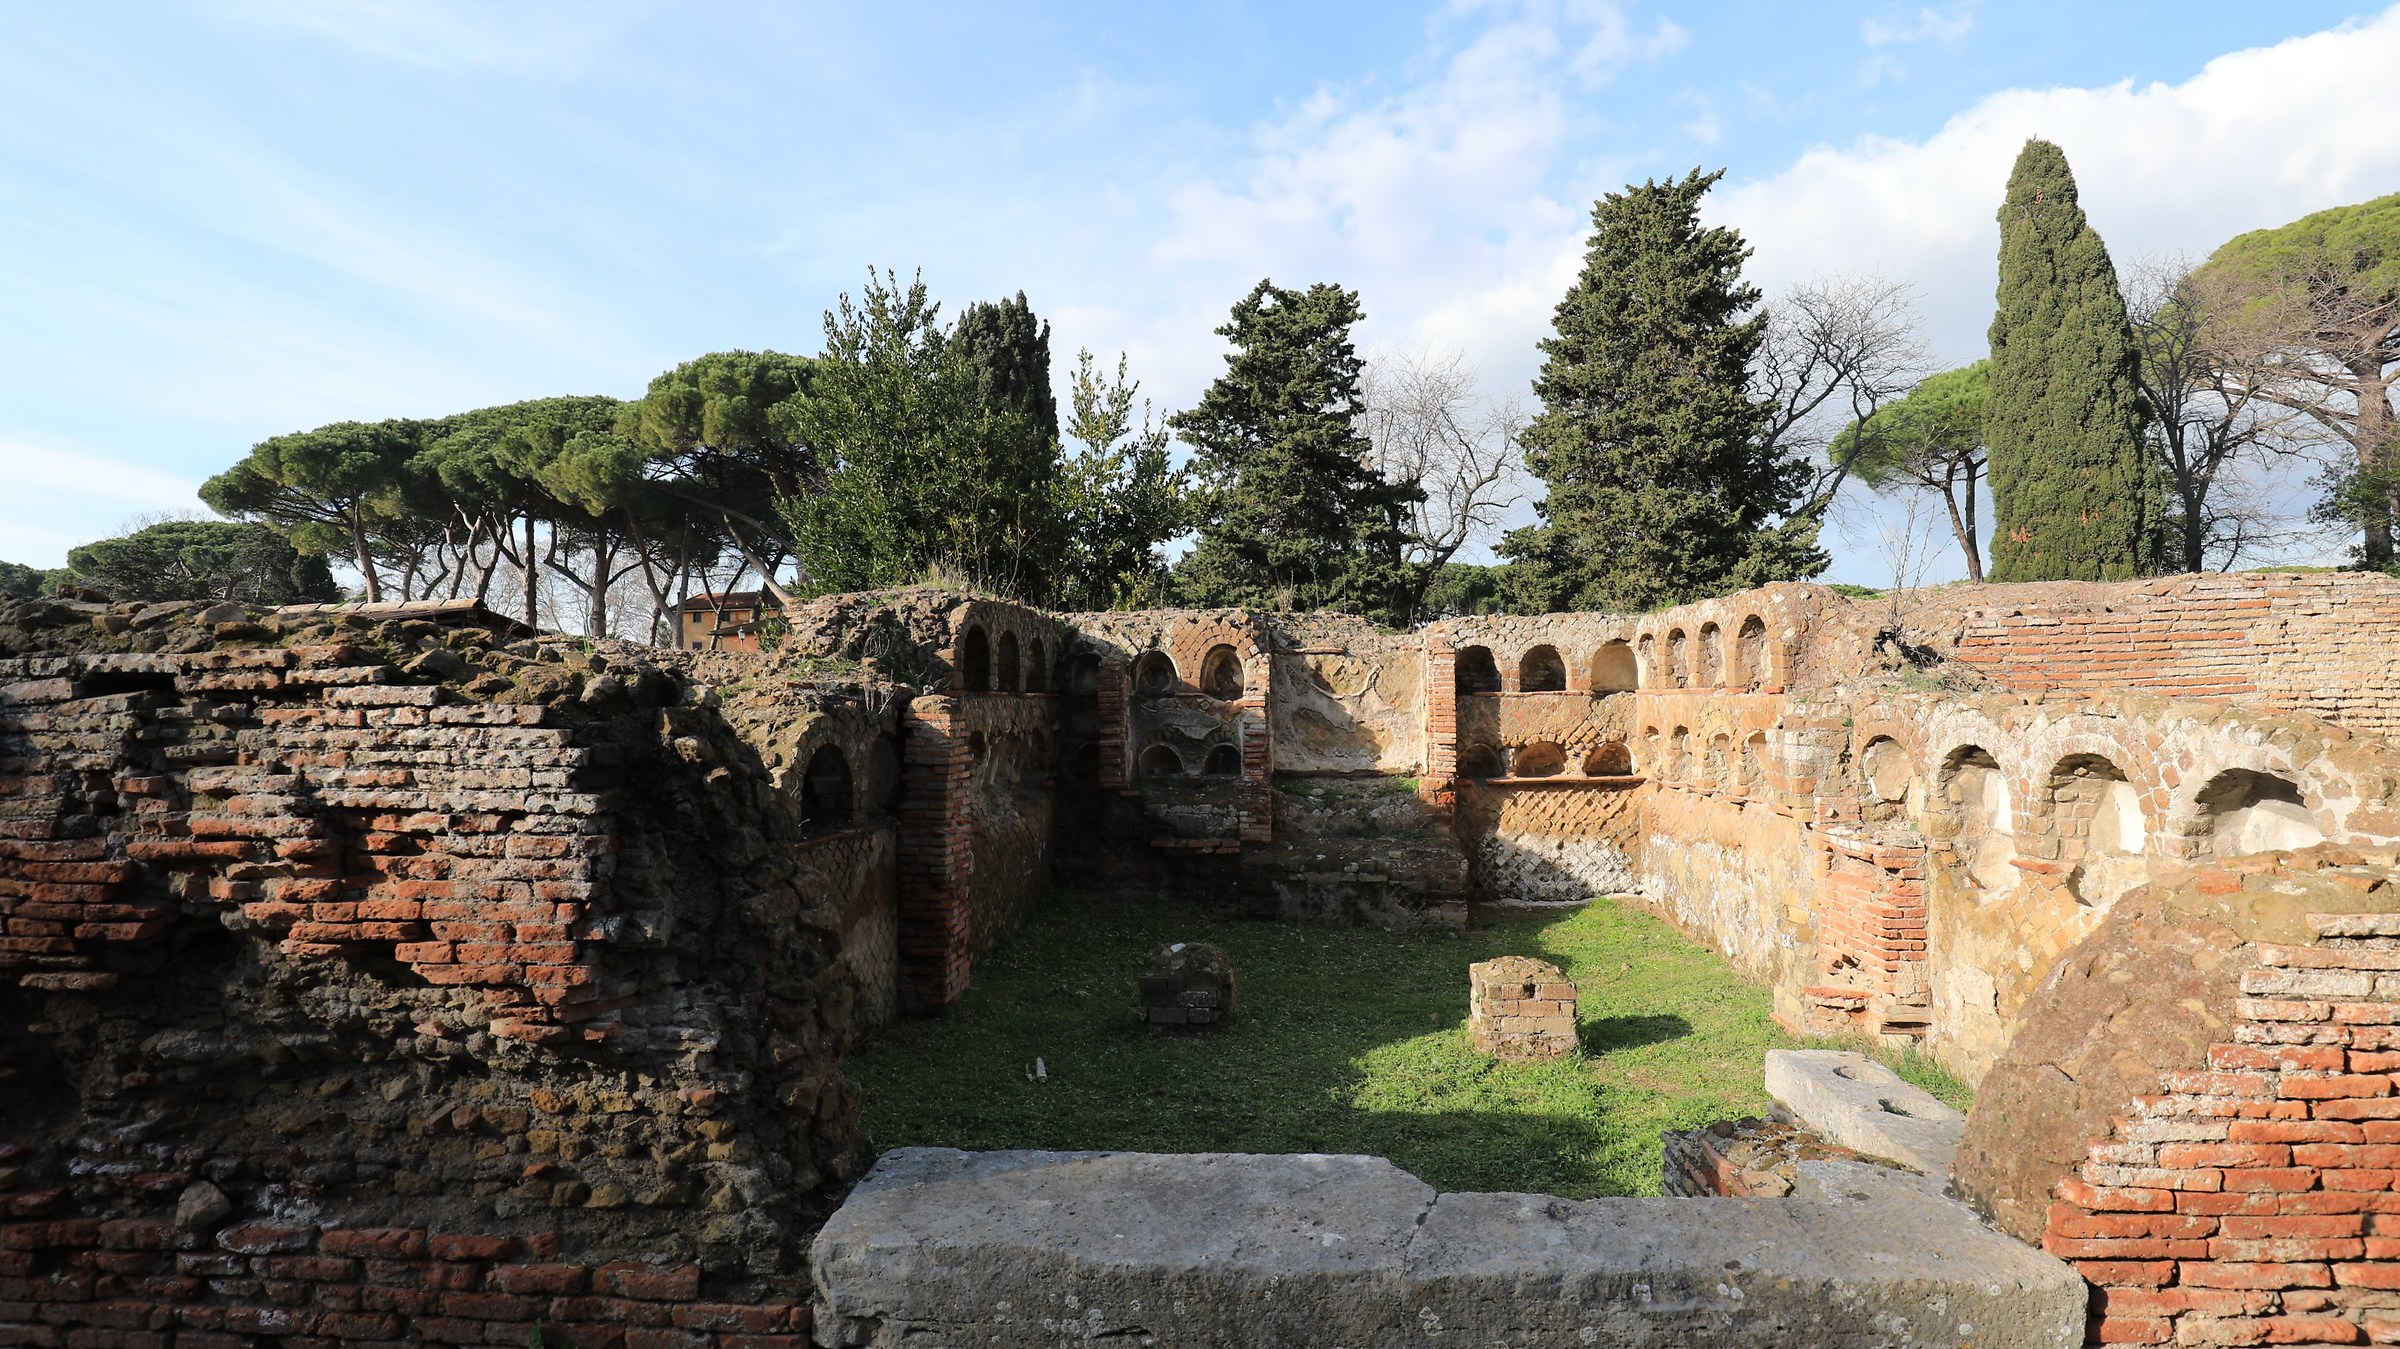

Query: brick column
[[1095, 662, 1129, 792], [896, 696, 973, 1012], [1423, 643, 1457, 805], [1237, 650, 1274, 844], [1802, 827, 1930, 1039]]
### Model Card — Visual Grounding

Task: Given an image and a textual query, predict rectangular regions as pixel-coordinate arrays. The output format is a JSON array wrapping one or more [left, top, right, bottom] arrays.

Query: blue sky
[[3, 0, 2395, 584]]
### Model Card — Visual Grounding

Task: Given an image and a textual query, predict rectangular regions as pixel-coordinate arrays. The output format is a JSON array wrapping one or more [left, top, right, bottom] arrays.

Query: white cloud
[[0, 439, 204, 567], [1139, 1, 1674, 409], [1861, 5, 1976, 48], [1719, 6, 2400, 368]]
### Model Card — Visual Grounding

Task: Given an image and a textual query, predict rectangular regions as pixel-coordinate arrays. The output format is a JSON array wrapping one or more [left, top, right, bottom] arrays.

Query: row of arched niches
[[1127, 642, 1253, 781], [1450, 615, 1774, 695], [956, 625, 1050, 694]]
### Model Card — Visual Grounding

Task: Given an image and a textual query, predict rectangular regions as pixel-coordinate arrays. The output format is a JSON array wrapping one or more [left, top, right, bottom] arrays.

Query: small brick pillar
[[1137, 941, 1235, 1030], [1469, 956, 1578, 1058]]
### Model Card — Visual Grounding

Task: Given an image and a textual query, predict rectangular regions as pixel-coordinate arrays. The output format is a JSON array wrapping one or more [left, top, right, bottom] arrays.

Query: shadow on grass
[[845, 889, 1789, 1198], [1580, 1013, 1691, 1054]]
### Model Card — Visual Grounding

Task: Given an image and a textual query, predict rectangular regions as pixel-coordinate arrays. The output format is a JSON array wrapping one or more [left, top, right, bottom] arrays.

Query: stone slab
[[809, 1148, 2081, 1348], [1764, 1048, 1964, 1176]]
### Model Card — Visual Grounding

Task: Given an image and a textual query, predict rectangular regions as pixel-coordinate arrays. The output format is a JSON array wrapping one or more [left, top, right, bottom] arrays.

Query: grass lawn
[[848, 890, 1970, 1197]]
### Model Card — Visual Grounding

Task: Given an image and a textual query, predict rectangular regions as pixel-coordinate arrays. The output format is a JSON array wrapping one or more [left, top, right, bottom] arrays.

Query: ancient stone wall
[[1958, 847, 2400, 1346], [1934, 572, 2400, 734], [0, 596, 883, 1345]]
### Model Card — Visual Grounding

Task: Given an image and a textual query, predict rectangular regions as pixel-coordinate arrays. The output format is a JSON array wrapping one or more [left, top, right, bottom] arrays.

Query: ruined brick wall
[[0, 597, 880, 1345], [1957, 849, 2400, 1346], [1931, 572, 2400, 735]]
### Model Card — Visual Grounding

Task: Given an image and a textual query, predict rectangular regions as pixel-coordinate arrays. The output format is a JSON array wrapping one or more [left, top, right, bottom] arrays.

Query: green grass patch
[[847, 890, 1832, 1196]]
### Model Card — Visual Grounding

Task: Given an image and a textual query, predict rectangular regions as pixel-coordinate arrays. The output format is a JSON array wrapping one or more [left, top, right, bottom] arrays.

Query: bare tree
[[2127, 255, 2320, 573], [1752, 273, 1931, 515], [1359, 349, 1527, 621]]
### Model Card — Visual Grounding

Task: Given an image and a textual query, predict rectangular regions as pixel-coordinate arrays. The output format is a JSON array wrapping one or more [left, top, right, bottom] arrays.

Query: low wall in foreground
[[809, 1148, 2083, 1348]]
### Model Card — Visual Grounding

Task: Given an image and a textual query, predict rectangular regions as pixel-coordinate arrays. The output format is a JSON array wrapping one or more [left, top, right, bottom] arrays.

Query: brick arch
[[2006, 719, 2163, 843]]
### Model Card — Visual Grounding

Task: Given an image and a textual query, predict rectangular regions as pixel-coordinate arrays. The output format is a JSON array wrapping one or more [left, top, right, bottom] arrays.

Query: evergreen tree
[[778, 271, 1065, 598], [1984, 139, 2156, 580], [952, 292, 1060, 447], [1502, 169, 1822, 613], [65, 520, 340, 605], [1168, 280, 1418, 619], [1054, 350, 1197, 610]]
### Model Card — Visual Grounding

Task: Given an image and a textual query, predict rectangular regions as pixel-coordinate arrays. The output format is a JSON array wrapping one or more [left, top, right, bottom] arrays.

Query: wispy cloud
[[1861, 4, 1976, 47], [186, 0, 655, 77], [0, 438, 203, 564]]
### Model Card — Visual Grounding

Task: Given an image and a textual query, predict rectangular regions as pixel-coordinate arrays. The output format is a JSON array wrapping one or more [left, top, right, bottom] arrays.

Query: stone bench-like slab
[[809, 1148, 2081, 1348], [1763, 1048, 1965, 1176]]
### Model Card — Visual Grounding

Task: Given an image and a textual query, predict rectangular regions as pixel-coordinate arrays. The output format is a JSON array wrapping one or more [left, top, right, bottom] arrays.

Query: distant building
[[675, 590, 784, 651]]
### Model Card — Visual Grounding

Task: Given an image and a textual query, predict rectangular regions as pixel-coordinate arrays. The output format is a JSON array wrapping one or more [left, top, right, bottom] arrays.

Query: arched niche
[[2048, 753, 2146, 909], [1941, 746, 2016, 897], [961, 626, 992, 692], [1668, 726, 1691, 781], [1705, 733, 1731, 787], [1860, 737, 1914, 806], [1636, 634, 1657, 688], [1696, 624, 1723, 687], [2197, 769, 2324, 856], [1518, 646, 1565, 692], [1734, 616, 1767, 689], [1514, 742, 1566, 777], [1591, 641, 1637, 693], [1200, 644, 1244, 701], [1666, 629, 1689, 688], [1138, 744, 1185, 778], [1201, 743, 1242, 776], [1455, 646, 1502, 695], [801, 745, 854, 833], [1740, 732, 1767, 792], [1134, 650, 1178, 697], [1584, 742, 1633, 776], [1458, 743, 1503, 779], [995, 631, 1021, 693], [1025, 640, 1048, 693]]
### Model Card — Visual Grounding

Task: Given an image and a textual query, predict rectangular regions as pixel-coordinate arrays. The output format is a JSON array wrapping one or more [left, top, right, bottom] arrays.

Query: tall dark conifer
[[952, 291, 1060, 446], [1984, 139, 2156, 580], [1169, 280, 1417, 620], [1503, 169, 1822, 613]]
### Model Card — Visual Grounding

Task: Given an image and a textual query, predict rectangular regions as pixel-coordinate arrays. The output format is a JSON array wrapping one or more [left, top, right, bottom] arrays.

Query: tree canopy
[[1983, 139, 2156, 581], [1054, 350, 1197, 610], [1168, 279, 1418, 620], [200, 419, 421, 601], [64, 519, 339, 605], [2193, 192, 2400, 568], [1503, 168, 1823, 612], [1835, 361, 1991, 581], [777, 271, 1066, 597]]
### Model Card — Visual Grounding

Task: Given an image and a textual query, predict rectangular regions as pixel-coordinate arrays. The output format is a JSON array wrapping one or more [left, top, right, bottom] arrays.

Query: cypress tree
[[1502, 168, 1822, 613], [952, 291, 1060, 446], [1168, 280, 1417, 620], [1984, 139, 2155, 581]]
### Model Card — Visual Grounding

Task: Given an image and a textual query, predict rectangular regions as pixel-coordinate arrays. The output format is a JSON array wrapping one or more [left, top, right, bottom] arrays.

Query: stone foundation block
[[1469, 955, 1577, 1058]]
